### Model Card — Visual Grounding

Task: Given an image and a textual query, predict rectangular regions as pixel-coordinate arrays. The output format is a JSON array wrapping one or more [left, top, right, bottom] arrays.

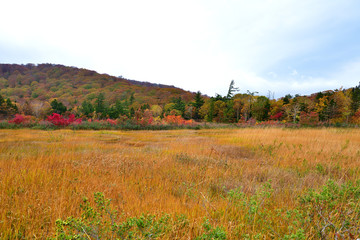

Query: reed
[[1, 128, 360, 238]]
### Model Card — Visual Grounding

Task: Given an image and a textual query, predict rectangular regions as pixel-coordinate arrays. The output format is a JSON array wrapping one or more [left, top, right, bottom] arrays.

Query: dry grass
[[1, 128, 360, 238]]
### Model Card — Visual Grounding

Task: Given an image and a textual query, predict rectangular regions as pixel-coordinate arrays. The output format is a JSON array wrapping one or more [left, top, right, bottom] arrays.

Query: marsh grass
[[1, 128, 360, 238]]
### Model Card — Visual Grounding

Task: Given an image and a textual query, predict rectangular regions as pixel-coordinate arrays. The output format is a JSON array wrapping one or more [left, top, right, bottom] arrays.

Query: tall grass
[[1, 128, 360, 238]]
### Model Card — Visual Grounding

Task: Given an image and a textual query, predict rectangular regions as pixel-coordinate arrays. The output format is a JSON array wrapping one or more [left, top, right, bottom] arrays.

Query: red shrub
[[47, 113, 82, 126], [8, 114, 32, 124], [106, 119, 117, 125]]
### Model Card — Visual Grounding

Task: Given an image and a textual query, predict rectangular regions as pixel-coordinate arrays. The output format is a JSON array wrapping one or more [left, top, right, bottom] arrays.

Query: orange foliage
[[162, 115, 194, 125]]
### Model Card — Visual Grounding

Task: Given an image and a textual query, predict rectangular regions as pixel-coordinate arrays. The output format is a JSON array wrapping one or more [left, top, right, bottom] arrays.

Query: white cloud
[[0, 0, 359, 97], [291, 70, 298, 76]]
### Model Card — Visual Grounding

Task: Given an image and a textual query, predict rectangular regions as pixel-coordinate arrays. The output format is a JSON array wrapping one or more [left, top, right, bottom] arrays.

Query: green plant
[[299, 180, 360, 239], [196, 218, 227, 240], [53, 192, 171, 239]]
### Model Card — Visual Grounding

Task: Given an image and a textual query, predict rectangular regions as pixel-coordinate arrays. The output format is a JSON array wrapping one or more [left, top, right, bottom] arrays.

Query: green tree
[[252, 96, 270, 121], [224, 99, 235, 122], [206, 99, 215, 122], [81, 100, 94, 117], [50, 99, 67, 114], [95, 93, 107, 118], [129, 92, 135, 104], [351, 82, 360, 114], [115, 99, 126, 116], [173, 97, 186, 116], [0, 94, 7, 115], [0, 95, 18, 116], [283, 94, 292, 105], [108, 100, 127, 119], [193, 91, 205, 120]]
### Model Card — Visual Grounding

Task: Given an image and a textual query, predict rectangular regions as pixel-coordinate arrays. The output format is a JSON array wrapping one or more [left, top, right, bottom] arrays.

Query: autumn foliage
[[299, 111, 320, 126], [8, 114, 32, 124], [162, 115, 194, 125], [2, 64, 360, 127], [47, 113, 82, 126]]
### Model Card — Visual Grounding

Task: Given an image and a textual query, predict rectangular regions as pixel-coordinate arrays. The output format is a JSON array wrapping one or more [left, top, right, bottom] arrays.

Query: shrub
[[8, 114, 32, 125], [47, 113, 82, 126], [196, 218, 227, 240], [299, 180, 360, 238], [53, 192, 171, 239], [162, 115, 195, 126]]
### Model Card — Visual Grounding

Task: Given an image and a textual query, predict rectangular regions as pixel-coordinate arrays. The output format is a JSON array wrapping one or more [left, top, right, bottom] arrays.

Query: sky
[[1, 0, 360, 98]]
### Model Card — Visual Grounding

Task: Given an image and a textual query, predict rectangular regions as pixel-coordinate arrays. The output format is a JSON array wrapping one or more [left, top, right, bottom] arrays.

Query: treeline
[[2, 80, 360, 126], [1, 64, 360, 126]]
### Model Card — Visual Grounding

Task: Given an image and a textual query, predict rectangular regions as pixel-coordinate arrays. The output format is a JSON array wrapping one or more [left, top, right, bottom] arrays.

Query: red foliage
[[350, 109, 360, 124], [299, 112, 319, 126], [270, 112, 283, 120], [106, 119, 117, 125], [139, 110, 154, 126], [8, 114, 32, 124], [47, 113, 82, 126]]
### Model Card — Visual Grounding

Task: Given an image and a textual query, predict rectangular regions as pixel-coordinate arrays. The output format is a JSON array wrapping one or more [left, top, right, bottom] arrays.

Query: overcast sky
[[1, 0, 360, 98]]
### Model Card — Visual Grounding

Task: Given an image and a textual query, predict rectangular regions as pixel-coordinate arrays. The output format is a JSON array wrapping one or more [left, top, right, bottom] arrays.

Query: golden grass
[[1, 128, 360, 238]]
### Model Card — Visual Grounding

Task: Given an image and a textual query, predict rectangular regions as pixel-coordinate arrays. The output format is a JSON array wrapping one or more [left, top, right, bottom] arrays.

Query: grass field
[[1, 128, 360, 239]]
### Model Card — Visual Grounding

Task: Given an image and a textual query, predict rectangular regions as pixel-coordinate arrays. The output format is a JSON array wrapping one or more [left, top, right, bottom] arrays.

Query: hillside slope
[[0, 64, 196, 107]]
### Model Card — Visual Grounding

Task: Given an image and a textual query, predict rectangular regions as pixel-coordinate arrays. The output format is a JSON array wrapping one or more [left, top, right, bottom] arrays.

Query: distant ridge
[[125, 79, 176, 89], [0, 63, 197, 106]]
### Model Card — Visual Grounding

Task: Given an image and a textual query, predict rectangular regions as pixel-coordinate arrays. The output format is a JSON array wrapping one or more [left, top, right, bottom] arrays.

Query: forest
[[1, 63, 360, 127]]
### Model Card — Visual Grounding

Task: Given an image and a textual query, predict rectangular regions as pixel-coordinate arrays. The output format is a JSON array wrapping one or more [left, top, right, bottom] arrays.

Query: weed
[[196, 218, 227, 240], [53, 192, 171, 239]]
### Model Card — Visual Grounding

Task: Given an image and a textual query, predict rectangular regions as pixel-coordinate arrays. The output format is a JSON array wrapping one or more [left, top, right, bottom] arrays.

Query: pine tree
[[351, 82, 360, 114], [226, 80, 239, 99], [51, 99, 67, 114], [193, 91, 204, 120]]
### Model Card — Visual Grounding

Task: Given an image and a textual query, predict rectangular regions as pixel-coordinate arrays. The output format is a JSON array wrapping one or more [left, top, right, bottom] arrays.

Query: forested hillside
[[0, 63, 196, 114], [1, 63, 360, 126]]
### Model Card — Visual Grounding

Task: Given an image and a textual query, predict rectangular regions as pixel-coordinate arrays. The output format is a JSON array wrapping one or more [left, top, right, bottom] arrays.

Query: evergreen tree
[[95, 93, 106, 118], [108, 106, 119, 119], [207, 98, 215, 122], [351, 82, 360, 114], [0, 94, 4, 106], [108, 100, 127, 119], [141, 103, 150, 111], [173, 97, 186, 116], [115, 99, 126, 116], [50, 99, 67, 114], [81, 100, 94, 117], [130, 107, 135, 117], [193, 91, 204, 120], [283, 94, 292, 105], [226, 80, 239, 99], [129, 92, 135, 104]]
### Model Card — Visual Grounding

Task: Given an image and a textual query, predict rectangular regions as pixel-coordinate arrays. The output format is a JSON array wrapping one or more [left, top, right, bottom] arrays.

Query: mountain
[[0, 63, 196, 107]]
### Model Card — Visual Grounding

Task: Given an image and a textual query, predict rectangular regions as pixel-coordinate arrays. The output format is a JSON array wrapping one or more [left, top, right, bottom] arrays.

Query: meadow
[[0, 128, 360, 239]]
